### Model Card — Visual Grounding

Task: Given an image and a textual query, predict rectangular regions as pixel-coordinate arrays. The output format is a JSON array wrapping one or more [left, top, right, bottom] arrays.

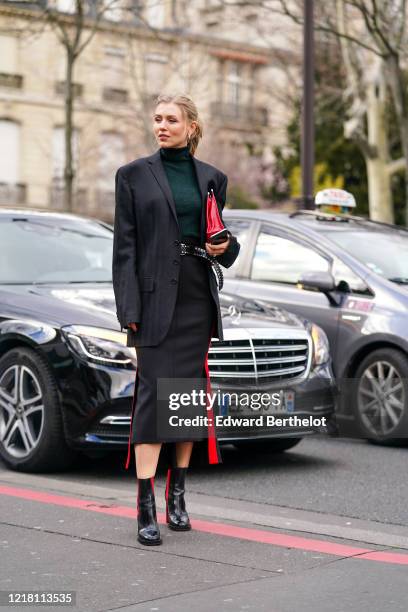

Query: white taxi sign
[[315, 189, 356, 214]]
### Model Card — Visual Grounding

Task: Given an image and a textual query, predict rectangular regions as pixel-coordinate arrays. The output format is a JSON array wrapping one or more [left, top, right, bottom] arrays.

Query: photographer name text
[[167, 415, 327, 428]]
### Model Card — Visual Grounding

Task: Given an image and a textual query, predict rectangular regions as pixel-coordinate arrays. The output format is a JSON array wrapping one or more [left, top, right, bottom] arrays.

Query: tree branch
[[387, 157, 406, 176]]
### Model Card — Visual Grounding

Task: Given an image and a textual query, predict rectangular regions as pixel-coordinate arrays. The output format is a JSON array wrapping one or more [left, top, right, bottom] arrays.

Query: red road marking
[[1, 484, 407, 565]]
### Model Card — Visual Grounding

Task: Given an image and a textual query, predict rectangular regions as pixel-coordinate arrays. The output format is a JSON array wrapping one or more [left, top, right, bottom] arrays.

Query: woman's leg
[[134, 442, 162, 478], [175, 441, 194, 467]]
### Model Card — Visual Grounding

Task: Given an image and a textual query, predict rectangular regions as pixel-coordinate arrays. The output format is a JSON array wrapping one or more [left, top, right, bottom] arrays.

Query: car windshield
[[0, 217, 113, 283], [321, 225, 408, 283]]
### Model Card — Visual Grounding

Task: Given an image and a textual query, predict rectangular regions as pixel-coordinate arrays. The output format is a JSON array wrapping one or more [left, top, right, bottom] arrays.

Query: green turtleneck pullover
[[160, 145, 202, 242]]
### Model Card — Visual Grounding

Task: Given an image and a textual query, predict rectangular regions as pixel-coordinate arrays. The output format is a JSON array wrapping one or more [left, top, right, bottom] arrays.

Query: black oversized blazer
[[112, 148, 240, 348]]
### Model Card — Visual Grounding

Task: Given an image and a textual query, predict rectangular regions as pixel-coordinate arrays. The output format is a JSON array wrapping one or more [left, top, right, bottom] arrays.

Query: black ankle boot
[[165, 467, 191, 531], [137, 477, 162, 545]]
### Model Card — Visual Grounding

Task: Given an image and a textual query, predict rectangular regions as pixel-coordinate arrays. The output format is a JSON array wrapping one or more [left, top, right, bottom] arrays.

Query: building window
[[226, 61, 241, 107], [51, 126, 83, 209], [55, 54, 83, 97], [0, 119, 20, 184], [97, 131, 126, 212], [0, 34, 23, 89], [0, 119, 25, 204], [216, 59, 224, 102], [52, 126, 80, 185], [144, 53, 168, 96], [56, 0, 76, 14], [102, 46, 126, 91], [145, 0, 165, 28], [102, 0, 123, 21], [0, 35, 18, 73]]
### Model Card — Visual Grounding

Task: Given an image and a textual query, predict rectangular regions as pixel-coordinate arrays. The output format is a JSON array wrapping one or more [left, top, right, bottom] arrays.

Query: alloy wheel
[[357, 360, 405, 437], [0, 364, 45, 458]]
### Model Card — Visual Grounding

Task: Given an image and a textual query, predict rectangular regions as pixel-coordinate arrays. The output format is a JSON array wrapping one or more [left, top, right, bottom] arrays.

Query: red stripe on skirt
[[204, 321, 222, 464]]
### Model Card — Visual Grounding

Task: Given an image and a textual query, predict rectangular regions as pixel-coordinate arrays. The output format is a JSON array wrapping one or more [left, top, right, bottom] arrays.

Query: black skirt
[[124, 243, 223, 469]]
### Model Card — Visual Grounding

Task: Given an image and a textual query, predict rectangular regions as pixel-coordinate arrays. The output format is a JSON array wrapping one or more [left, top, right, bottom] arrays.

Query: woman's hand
[[128, 322, 139, 332], [205, 237, 230, 257]]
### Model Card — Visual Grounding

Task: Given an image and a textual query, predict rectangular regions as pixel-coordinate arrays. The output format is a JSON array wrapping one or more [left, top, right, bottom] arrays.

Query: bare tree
[[277, 0, 408, 223], [38, 0, 134, 211]]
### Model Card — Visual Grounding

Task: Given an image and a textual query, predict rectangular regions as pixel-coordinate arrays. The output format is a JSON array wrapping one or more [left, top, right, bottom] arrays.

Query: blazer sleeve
[[214, 173, 241, 269], [112, 168, 142, 331]]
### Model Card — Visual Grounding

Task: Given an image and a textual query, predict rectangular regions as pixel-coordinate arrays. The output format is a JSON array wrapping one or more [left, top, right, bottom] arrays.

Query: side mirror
[[298, 270, 335, 292], [298, 271, 341, 306]]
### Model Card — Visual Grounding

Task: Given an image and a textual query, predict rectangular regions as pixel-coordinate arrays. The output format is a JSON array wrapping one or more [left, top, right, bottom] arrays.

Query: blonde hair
[[155, 93, 203, 155]]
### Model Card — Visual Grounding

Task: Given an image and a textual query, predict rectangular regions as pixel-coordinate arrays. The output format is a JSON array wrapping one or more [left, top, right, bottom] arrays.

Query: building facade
[[0, 0, 296, 218]]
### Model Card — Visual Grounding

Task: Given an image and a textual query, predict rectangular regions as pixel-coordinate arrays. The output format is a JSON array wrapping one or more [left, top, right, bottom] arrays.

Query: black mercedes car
[[0, 208, 336, 472]]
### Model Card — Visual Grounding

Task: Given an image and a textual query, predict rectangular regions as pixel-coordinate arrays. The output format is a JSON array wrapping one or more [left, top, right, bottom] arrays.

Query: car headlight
[[61, 325, 137, 368], [311, 324, 330, 365]]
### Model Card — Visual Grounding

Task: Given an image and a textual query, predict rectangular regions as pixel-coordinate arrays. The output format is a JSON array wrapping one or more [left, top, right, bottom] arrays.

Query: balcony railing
[[55, 81, 83, 98], [49, 184, 87, 212], [102, 87, 128, 104], [95, 189, 115, 216], [210, 101, 268, 129], [0, 73, 23, 89], [0, 182, 26, 205]]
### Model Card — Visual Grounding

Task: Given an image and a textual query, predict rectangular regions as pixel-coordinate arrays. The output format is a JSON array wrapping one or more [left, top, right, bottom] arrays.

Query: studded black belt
[[179, 242, 224, 291]]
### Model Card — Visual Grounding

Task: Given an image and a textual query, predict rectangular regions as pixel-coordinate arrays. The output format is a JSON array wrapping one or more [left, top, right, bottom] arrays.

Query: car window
[[251, 228, 329, 284], [321, 227, 408, 282], [223, 219, 251, 278], [331, 258, 372, 296], [0, 218, 113, 283]]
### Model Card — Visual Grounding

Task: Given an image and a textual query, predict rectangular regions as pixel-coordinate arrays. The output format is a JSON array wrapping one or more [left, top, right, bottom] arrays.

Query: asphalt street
[[1, 436, 407, 612]]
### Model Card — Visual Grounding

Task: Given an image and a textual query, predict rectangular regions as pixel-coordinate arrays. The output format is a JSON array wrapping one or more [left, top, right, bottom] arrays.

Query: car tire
[[352, 348, 408, 444], [0, 347, 77, 472], [233, 438, 302, 453]]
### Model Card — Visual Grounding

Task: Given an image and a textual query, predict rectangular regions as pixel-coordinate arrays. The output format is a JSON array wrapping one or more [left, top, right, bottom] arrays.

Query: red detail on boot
[[206, 190, 225, 243], [125, 366, 139, 470], [165, 469, 171, 503]]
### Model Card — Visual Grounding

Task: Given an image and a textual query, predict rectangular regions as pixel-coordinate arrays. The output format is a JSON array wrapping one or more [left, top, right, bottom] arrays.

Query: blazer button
[[174, 240, 180, 246], [170, 278, 178, 284], [173, 259, 179, 265]]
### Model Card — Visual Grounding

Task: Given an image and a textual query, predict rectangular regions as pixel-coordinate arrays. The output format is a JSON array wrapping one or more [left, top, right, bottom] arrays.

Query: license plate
[[283, 390, 295, 412]]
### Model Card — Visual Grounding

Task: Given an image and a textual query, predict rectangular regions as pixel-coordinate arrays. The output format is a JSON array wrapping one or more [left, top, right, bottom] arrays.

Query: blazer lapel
[[191, 156, 210, 246], [147, 149, 179, 229]]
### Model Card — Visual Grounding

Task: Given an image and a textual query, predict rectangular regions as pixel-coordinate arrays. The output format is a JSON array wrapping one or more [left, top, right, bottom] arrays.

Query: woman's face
[[153, 102, 196, 148]]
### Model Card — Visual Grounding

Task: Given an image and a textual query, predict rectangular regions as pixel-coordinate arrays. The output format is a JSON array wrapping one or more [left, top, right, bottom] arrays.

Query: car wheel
[[353, 348, 408, 444], [233, 438, 302, 453], [0, 347, 77, 472]]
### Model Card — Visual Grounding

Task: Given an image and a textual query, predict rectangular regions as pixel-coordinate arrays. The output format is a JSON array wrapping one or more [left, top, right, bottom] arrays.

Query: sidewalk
[[1, 471, 407, 612]]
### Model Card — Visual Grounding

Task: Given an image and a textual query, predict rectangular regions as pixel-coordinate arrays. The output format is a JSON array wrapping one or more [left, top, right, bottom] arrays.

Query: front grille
[[208, 336, 310, 384]]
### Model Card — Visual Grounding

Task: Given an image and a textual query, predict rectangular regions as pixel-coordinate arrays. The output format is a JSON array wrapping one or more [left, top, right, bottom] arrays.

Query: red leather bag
[[206, 189, 225, 243]]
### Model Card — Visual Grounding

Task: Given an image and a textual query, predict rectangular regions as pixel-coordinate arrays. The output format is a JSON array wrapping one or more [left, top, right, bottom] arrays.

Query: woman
[[112, 93, 240, 546]]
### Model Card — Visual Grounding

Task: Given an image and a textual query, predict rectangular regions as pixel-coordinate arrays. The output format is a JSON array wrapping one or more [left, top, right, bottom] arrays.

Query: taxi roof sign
[[315, 188, 356, 208]]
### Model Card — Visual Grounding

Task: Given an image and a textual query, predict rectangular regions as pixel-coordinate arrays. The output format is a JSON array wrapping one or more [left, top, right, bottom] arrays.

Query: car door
[[232, 223, 341, 354]]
